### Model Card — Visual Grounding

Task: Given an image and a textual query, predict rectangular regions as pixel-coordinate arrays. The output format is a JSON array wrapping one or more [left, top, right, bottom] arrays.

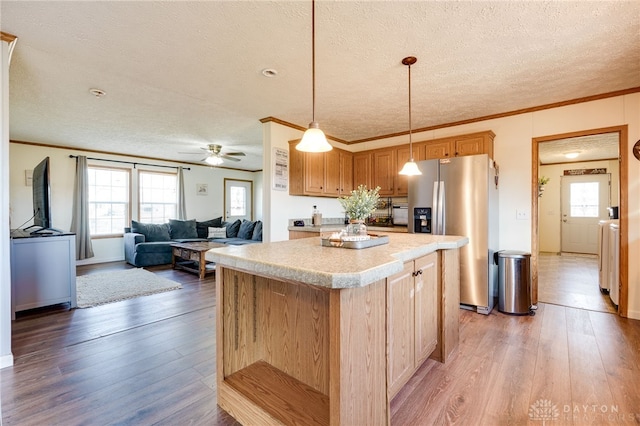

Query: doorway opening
[[532, 126, 628, 316], [224, 178, 253, 222]]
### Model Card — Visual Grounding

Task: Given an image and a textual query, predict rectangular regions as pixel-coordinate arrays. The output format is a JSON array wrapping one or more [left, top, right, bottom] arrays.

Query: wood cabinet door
[[288, 142, 305, 195], [304, 152, 325, 194], [373, 149, 395, 196], [395, 145, 412, 195], [414, 253, 438, 365], [454, 136, 484, 157], [340, 151, 354, 195], [324, 149, 341, 196], [424, 141, 451, 159], [387, 261, 415, 398], [353, 152, 371, 189]]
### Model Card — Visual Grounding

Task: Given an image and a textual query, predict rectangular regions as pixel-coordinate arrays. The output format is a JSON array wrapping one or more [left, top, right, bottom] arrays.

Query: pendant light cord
[[311, 0, 316, 123], [408, 61, 413, 160]]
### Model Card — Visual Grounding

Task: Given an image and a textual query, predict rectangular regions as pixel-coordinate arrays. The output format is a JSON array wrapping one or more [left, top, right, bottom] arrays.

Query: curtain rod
[[69, 155, 190, 170]]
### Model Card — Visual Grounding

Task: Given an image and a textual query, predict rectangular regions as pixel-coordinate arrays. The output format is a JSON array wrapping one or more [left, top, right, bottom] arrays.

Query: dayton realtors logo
[[529, 399, 559, 423], [530, 399, 638, 423]]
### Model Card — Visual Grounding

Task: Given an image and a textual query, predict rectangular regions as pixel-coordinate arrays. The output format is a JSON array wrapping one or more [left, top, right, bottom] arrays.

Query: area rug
[[76, 268, 182, 308]]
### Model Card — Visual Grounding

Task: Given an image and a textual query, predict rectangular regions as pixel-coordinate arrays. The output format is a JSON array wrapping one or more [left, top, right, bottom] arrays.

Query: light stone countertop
[[206, 233, 468, 289]]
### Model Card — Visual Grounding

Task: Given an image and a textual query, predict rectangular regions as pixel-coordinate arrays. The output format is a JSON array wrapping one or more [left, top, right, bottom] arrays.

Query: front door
[[560, 174, 610, 254], [224, 179, 253, 222]]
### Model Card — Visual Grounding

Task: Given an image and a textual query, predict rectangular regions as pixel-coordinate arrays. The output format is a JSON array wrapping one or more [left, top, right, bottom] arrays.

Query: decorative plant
[[338, 185, 381, 221], [538, 176, 550, 197]]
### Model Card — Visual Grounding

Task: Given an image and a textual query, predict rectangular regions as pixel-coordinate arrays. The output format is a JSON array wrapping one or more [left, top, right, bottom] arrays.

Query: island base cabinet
[[386, 252, 438, 398], [216, 266, 388, 426]]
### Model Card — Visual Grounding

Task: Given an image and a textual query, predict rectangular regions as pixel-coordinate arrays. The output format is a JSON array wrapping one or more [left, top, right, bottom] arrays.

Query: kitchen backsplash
[[290, 197, 409, 227]]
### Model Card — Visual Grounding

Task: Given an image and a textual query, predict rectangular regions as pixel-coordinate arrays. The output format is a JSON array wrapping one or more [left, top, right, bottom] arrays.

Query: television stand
[[29, 227, 64, 235], [9, 231, 77, 319]]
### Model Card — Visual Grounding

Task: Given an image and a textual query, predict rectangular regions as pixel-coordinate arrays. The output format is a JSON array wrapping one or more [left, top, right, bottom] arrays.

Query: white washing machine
[[598, 219, 617, 292], [608, 221, 620, 306]]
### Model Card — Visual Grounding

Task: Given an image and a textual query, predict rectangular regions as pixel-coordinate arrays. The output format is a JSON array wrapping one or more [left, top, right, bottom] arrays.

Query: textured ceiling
[[2, 1, 639, 171], [538, 132, 619, 165]]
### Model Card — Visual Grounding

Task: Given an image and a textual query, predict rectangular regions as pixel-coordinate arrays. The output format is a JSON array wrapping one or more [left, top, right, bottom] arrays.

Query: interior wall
[[9, 142, 259, 264], [539, 159, 619, 253], [1, 39, 14, 369]]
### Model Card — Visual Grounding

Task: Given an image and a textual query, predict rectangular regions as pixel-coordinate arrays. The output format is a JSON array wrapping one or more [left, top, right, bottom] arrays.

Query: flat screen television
[[30, 156, 56, 233]]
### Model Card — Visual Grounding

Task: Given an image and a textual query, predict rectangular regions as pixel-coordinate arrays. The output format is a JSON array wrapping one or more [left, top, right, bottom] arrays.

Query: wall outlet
[[516, 210, 530, 220]]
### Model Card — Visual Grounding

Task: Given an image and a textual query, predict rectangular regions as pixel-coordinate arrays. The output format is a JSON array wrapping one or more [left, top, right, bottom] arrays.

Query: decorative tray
[[321, 234, 389, 249]]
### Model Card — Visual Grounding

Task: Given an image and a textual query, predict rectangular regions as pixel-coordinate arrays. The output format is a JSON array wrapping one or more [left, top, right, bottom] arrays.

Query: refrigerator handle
[[432, 181, 439, 234], [438, 181, 446, 234]]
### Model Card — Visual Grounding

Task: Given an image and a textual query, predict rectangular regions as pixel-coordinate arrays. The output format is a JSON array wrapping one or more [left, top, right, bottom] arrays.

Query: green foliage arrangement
[[338, 185, 381, 221]]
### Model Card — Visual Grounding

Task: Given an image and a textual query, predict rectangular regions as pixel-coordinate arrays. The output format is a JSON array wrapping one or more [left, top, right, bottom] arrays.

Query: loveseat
[[124, 218, 262, 267]]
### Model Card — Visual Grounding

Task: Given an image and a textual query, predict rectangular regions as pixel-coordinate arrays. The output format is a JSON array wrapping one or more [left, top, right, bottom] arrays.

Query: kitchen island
[[206, 233, 468, 425]]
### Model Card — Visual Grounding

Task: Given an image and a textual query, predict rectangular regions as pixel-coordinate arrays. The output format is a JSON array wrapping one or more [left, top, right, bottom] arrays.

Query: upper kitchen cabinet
[[373, 144, 424, 197], [324, 149, 354, 196], [372, 148, 396, 196], [340, 150, 354, 195], [288, 141, 354, 197], [422, 130, 495, 160], [353, 152, 372, 189]]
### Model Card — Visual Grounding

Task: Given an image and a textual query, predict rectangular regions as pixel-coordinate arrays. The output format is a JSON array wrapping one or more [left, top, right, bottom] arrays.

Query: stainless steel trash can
[[497, 251, 532, 315]]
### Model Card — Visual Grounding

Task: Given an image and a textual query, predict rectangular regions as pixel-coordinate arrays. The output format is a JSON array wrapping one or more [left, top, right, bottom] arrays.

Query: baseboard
[[0, 353, 14, 369], [625, 309, 640, 321], [76, 256, 124, 266]]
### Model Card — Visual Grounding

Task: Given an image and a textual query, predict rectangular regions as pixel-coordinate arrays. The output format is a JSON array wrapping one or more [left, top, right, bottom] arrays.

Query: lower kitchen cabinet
[[387, 252, 438, 398]]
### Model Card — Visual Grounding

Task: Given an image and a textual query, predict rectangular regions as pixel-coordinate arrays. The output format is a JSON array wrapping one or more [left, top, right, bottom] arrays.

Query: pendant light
[[296, 0, 333, 153], [399, 56, 422, 176]]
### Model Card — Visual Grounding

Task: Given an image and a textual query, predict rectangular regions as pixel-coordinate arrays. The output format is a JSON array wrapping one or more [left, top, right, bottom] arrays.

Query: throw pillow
[[196, 217, 223, 238], [131, 220, 170, 242], [169, 219, 198, 239], [208, 227, 227, 239], [252, 220, 263, 241], [237, 220, 257, 240], [225, 219, 242, 238]]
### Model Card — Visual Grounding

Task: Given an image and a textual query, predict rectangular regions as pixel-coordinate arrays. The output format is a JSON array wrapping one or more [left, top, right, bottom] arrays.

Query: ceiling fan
[[182, 144, 246, 165]]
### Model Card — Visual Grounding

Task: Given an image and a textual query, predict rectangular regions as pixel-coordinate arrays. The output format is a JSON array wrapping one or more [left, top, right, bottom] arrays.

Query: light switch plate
[[516, 210, 529, 220]]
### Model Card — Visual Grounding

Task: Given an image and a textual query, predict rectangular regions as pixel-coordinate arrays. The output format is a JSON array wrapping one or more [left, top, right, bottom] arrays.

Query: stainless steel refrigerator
[[408, 154, 499, 314]]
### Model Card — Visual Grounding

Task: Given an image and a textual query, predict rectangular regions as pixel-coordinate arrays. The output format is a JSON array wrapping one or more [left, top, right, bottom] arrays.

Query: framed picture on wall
[[196, 183, 208, 196]]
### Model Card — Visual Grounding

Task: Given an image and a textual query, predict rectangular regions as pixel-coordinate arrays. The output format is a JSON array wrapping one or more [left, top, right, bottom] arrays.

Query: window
[[229, 185, 247, 216], [88, 167, 130, 236], [570, 182, 599, 217], [139, 171, 177, 223]]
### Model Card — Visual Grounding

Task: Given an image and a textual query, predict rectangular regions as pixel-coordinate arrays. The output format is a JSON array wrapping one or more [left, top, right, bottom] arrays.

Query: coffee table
[[170, 241, 225, 279]]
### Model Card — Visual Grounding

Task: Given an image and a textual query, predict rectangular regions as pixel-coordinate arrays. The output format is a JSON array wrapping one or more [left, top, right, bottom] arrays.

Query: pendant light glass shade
[[399, 160, 422, 175], [297, 122, 332, 152], [296, 0, 332, 153], [399, 56, 422, 176]]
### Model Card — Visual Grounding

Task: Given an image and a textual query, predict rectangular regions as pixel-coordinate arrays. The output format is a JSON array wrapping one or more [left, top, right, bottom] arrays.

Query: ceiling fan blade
[[224, 152, 246, 156], [220, 155, 241, 162], [178, 151, 203, 154]]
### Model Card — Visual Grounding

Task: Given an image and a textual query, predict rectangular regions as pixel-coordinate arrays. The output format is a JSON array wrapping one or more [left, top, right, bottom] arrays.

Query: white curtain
[[177, 166, 187, 220], [70, 155, 94, 260]]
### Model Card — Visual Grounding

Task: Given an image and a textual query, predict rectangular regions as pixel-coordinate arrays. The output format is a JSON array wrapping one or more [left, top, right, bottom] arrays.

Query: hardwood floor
[[538, 252, 618, 314], [2, 262, 639, 425]]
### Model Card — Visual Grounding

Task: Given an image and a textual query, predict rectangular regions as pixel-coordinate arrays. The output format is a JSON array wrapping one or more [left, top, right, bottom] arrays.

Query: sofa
[[124, 217, 263, 267]]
